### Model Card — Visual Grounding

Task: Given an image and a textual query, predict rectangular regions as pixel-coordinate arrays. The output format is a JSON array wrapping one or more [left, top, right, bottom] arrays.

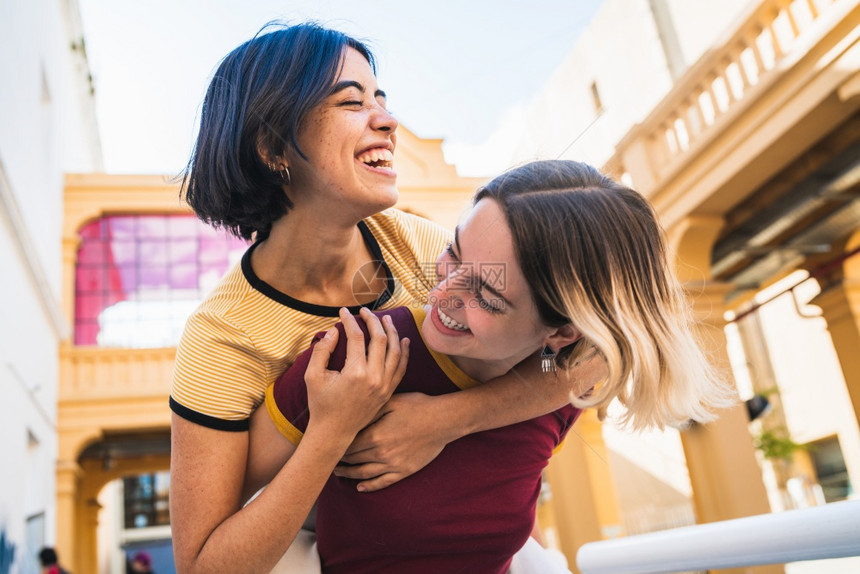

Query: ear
[[544, 323, 582, 352], [256, 132, 273, 165], [256, 134, 289, 169]]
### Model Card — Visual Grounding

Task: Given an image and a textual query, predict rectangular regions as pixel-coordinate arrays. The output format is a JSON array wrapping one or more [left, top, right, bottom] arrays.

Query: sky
[[78, 0, 604, 177]]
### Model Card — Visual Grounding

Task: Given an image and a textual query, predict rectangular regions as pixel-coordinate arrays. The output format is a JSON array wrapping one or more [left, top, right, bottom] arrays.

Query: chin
[[372, 189, 400, 213], [381, 184, 399, 204], [421, 316, 447, 352], [350, 194, 398, 221]]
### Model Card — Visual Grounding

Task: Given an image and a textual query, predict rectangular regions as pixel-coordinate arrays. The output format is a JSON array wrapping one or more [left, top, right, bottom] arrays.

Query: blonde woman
[[250, 160, 735, 573]]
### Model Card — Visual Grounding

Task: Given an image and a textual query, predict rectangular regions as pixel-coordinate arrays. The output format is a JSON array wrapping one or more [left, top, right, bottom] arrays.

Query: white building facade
[[0, 0, 101, 571], [456, 0, 753, 174]]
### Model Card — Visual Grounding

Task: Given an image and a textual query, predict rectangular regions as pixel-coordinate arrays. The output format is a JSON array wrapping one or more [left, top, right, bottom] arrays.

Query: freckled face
[[422, 198, 555, 380], [287, 48, 399, 219]]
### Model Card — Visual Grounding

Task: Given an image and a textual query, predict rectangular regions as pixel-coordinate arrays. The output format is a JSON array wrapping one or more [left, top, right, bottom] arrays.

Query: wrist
[[302, 421, 354, 455], [429, 392, 480, 441]]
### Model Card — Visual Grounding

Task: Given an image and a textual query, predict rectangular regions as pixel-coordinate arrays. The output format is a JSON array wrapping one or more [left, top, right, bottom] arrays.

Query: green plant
[[754, 427, 808, 462]]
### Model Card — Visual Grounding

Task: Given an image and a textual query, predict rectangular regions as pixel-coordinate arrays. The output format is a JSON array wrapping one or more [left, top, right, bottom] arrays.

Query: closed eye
[[475, 288, 504, 313]]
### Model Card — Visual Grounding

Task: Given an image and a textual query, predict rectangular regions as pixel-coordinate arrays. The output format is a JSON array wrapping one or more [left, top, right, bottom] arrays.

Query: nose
[[372, 104, 398, 133], [430, 267, 467, 310]]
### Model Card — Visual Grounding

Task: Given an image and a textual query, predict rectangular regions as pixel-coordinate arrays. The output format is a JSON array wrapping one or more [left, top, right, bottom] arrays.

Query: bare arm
[[170, 309, 408, 573], [170, 415, 338, 573], [431, 351, 603, 434], [338, 349, 605, 491], [242, 402, 297, 502]]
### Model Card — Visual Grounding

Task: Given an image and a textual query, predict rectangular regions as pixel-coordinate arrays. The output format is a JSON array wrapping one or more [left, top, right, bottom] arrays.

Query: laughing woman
[[252, 160, 736, 573], [169, 24, 604, 574]]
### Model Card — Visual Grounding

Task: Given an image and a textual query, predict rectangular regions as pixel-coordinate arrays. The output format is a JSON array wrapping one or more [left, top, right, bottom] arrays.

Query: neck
[[252, 209, 374, 301], [448, 355, 528, 384]]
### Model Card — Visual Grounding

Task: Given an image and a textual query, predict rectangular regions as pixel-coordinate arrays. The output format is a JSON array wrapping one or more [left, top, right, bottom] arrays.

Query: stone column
[[78, 488, 103, 574], [810, 278, 860, 429], [75, 460, 113, 574], [544, 410, 623, 572], [61, 236, 80, 330], [681, 281, 782, 574], [668, 216, 780, 573], [55, 460, 81, 572]]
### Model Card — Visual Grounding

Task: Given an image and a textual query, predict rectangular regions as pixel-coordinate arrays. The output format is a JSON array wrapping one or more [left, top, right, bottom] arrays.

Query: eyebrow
[[452, 226, 513, 308], [329, 80, 387, 100]]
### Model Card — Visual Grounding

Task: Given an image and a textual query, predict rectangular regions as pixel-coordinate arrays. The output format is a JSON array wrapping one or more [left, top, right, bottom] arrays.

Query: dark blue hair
[[182, 22, 376, 240]]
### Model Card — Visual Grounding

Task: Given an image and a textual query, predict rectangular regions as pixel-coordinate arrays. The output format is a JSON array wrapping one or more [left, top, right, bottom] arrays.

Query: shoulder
[[365, 210, 452, 296], [556, 405, 582, 439], [171, 265, 270, 425], [176, 267, 258, 354], [366, 208, 451, 249], [173, 261, 281, 378], [177, 307, 253, 357], [326, 307, 418, 354], [382, 306, 423, 336]]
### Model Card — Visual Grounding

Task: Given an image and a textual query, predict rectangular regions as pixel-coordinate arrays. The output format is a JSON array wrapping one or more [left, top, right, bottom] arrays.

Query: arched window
[[74, 215, 248, 347]]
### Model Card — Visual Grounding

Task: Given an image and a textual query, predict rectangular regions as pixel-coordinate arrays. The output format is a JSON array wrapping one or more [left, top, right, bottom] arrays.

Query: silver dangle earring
[[541, 346, 557, 373]]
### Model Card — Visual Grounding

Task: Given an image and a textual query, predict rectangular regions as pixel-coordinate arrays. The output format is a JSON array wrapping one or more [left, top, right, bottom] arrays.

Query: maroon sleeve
[[269, 319, 352, 434], [269, 308, 415, 433], [557, 406, 583, 445]]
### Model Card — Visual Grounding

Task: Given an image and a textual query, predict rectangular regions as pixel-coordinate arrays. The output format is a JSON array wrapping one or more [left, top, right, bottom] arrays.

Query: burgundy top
[[267, 306, 580, 574]]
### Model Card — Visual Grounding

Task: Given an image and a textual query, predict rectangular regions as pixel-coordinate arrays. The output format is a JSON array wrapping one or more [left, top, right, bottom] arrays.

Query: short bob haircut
[[181, 22, 375, 241], [475, 160, 735, 429]]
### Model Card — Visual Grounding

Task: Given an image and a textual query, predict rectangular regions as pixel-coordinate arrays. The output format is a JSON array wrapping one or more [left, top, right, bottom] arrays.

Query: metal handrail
[[576, 500, 860, 574]]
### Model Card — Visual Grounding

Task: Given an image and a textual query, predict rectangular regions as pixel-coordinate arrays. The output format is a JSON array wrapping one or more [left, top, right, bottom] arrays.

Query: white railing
[[606, 0, 855, 193], [576, 500, 860, 574]]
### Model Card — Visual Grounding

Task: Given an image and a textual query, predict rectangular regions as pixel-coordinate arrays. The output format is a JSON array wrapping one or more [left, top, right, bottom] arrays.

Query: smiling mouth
[[357, 148, 394, 169], [437, 307, 468, 331]]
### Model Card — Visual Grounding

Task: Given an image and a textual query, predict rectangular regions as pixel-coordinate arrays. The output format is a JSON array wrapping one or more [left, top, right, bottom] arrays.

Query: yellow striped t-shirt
[[169, 208, 452, 431]]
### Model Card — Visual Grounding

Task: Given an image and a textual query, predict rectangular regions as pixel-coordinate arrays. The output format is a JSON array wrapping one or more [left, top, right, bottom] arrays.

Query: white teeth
[[358, 148, 394, 166], [437, 307, 468, 331]]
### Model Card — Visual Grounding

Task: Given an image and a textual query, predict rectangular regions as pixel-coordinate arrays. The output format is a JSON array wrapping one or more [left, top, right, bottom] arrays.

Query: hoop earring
[[268, 163, 291, 185], [541, 346, 557, 373]]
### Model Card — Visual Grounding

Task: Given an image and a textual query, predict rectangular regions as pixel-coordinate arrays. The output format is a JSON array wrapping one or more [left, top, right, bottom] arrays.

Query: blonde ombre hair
[[475, 160, 736, 430]]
